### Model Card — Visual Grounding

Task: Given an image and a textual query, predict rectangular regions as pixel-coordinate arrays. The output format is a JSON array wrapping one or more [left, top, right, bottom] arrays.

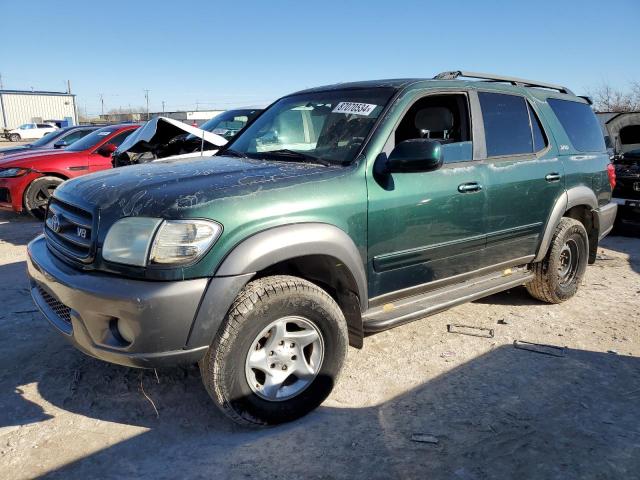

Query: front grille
[[45, 198, 95, 262], [37, 286, 71, 324]]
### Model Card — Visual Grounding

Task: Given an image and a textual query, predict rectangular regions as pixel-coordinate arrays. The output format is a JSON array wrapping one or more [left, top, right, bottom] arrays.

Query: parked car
[[612, 148, 640, 231], [0, 124, 138, 218], [3, 123, 58, 142], [27, 71, 616, 426], [0, 125, 99, 158], [112, 108, 262, 166]]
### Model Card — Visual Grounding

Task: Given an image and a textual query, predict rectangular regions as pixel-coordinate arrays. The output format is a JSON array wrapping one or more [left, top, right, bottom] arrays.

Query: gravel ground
[[0, 211, 638, 479]]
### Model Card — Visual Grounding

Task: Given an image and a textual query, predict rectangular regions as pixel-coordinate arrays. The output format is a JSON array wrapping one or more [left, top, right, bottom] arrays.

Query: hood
[[55, 155, 346, 219], [0, 145, 29, 159], [113, 117, 227, 166], [0, 148, 70, 167]]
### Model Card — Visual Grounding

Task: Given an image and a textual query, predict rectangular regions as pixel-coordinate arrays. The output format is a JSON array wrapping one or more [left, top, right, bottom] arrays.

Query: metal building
[[0, 90, 77, 129]]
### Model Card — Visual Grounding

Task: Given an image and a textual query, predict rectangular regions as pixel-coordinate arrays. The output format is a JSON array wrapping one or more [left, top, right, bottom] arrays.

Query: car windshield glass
[[186, 109, 262, 141], [66, 127, 119, 151], [227, 88, 395, 164], [30, 129, 67, 147]]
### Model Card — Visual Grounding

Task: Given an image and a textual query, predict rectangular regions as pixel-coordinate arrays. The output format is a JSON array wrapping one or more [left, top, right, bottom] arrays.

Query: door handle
[[458, 182, 483, 193], [545, 173, 561, 182]]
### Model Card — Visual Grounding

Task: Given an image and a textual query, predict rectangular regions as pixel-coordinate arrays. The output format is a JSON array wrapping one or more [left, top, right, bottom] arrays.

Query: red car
[[0, 124, 138, 218]]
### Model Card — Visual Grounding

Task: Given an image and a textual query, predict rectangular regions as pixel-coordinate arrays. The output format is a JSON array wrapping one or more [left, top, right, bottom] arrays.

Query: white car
[[5, 123, 58, 142]]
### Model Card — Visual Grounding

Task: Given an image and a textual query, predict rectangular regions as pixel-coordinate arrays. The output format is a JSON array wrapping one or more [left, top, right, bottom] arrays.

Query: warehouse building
[[0, 90, 77, 130]]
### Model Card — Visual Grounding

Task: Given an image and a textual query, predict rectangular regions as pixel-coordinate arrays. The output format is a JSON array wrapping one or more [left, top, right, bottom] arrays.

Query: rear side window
[[479, 92, 534, 156], [547, 98, 605, 152]]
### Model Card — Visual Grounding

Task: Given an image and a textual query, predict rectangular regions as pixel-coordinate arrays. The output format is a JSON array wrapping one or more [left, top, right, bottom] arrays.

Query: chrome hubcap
[[245, 316, 324, 402], [558, 239, 579, 285]]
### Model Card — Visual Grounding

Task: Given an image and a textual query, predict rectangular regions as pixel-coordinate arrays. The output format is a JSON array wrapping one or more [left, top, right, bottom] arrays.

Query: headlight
[[102, 217, 222, 267], [149, 220, 222, 265], [0, 167, 29, 178], [102, 217, 162, 266]]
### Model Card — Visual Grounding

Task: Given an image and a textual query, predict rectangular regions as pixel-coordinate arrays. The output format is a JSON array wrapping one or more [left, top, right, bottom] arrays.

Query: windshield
[[187, 109, 261, 141], [227, 88, 395, 164], [66, 127, 120, 152], [30, 129, 67, 147]]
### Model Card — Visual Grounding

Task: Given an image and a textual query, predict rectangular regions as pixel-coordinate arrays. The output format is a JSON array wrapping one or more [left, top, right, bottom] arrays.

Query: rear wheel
[[9, 133, 21, 142], [526, 217, 589, 303], [24, 176, 64, 219], [199, 275, 348, 426]]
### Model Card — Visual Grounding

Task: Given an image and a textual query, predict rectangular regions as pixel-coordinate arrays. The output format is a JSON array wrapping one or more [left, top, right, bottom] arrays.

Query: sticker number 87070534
[[332, 102, 377, 116]]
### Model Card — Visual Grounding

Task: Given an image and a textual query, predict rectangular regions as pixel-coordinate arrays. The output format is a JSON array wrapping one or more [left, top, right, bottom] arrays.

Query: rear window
[[478, 92, 534, 157], [547, 98, 605, 152]]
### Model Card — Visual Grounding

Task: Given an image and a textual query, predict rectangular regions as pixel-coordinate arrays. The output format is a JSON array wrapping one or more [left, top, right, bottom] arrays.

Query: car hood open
[[113, 117, 227, 166]]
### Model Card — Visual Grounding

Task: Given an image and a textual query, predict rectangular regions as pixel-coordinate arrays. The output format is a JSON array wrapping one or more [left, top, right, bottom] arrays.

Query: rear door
[[476, 90, 564, 265]]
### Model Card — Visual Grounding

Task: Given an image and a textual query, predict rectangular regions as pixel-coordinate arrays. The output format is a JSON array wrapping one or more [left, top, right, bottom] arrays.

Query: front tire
[[9, 133, 21, 142], [526, 217, 589, 303], [199, 275, 348, 426], [24, 176, 64, 219]]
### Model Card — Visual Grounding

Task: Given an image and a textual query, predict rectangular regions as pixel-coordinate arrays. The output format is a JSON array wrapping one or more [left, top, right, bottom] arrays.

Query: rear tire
[[9, 133, 21, 142], [199, 275, 348, 426], [24, 176, 64, 219], [526, 217, 589, 304]]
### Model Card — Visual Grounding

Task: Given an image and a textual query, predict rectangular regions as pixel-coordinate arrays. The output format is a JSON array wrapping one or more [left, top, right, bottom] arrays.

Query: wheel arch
[[187, 223, 368, 349], [22, 173, 68, 210], [534, 186, 599, 263]]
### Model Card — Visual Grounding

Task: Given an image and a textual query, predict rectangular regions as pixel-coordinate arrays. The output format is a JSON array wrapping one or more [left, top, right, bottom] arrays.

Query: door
[[88, 129, 135, 171], [367, 92, 489, 300], [476, 90, 564, 265]]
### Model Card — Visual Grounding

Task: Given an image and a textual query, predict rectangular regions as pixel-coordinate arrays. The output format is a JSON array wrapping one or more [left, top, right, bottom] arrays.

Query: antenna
[[144, 89, 150, 120]]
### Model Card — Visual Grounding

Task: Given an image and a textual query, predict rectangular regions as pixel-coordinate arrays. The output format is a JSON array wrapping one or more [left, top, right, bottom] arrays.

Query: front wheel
[[199, 275, 348, 426], [526, 217, 589, 303], [9, 133, 21, 142], [24, 176, 64, 219]]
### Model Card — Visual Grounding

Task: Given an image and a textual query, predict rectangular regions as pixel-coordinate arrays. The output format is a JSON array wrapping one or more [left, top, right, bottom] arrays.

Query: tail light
[[607, 163, 616, 190]]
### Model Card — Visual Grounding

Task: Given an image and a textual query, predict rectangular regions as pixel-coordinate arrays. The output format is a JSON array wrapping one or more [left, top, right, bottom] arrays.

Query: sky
[[1, 0, 638, 116]]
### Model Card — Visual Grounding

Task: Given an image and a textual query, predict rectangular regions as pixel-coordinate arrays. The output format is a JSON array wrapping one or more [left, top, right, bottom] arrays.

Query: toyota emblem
[[50, 214, 61, 233]]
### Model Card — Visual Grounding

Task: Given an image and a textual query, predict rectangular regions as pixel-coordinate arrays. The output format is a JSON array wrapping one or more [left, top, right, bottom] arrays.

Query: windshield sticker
[[332, 102, 377, 116], [97, 132, 111, 136]]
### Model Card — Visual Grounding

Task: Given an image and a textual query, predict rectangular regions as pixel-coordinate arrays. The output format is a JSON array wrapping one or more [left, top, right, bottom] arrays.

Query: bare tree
[[588, 81, 640, 112]]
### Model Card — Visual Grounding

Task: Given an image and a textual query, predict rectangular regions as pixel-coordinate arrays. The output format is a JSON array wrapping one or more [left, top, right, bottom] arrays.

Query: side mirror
[[387, 139, 443, 173], [97, 143, 118, 157], [53, 140, 68, 149]]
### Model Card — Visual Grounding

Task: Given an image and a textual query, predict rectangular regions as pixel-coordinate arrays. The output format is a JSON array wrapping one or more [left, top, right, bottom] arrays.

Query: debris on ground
[[513, 340, 565, 357], [447, 324, 495, 338]]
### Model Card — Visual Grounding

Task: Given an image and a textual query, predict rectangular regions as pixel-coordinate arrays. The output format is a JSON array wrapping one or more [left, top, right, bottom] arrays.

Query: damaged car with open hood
[[112, 108, 262, 166], [26, 72, 617, 426]]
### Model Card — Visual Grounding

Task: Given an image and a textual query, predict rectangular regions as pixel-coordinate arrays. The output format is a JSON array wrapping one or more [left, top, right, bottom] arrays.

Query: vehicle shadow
[[8, 332, 637, 479]]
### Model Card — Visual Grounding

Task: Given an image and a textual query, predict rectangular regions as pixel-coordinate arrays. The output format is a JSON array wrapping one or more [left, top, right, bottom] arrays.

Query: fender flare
[[185, 223, 368, 349], [215, 223, 368, 305], [534, 186, 598, 262]]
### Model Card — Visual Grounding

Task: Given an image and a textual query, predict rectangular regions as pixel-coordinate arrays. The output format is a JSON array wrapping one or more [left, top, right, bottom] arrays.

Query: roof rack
[[433, 70, 574, 95]]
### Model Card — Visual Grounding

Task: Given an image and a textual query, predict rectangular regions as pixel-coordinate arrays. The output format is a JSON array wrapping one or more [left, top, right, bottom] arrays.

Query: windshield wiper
[[222, 148, 249, 158], [264, 149, 331, 167]]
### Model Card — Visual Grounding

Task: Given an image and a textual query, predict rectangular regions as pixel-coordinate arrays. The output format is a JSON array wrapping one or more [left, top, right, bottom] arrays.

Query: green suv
[[27, 71, 617, 425]]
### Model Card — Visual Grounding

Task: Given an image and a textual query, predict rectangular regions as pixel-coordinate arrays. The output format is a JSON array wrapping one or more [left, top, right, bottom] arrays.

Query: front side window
[[479, 92, 535, 157], [393, 93, 473, 163], [547, 98, 605, 152], [19, 124, 33, 130], [228, 88, 396, 164]]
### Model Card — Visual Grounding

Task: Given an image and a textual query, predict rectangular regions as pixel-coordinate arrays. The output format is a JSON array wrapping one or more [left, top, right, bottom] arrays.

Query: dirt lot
[[0, 211, 639, 479]]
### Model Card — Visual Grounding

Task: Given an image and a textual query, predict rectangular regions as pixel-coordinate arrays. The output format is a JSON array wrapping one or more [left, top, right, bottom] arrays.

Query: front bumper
[[594, 202, 618, 240], [27, 235, 211, 368]]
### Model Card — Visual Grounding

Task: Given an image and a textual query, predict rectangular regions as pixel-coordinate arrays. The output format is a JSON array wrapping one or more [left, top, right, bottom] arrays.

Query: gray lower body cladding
[[26, 235, 249, 368]]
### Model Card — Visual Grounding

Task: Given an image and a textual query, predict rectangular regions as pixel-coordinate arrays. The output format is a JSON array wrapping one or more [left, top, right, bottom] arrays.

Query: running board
[[363, 268, 533, 333]]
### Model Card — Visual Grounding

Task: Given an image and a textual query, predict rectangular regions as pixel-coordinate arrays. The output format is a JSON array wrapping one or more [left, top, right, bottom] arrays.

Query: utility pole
[[162, 100, 165, 113], [67, 80, 71, 94], [144, 89, 150, 120], [99, 93, 104, 116], [0, 73, 4, 90]]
